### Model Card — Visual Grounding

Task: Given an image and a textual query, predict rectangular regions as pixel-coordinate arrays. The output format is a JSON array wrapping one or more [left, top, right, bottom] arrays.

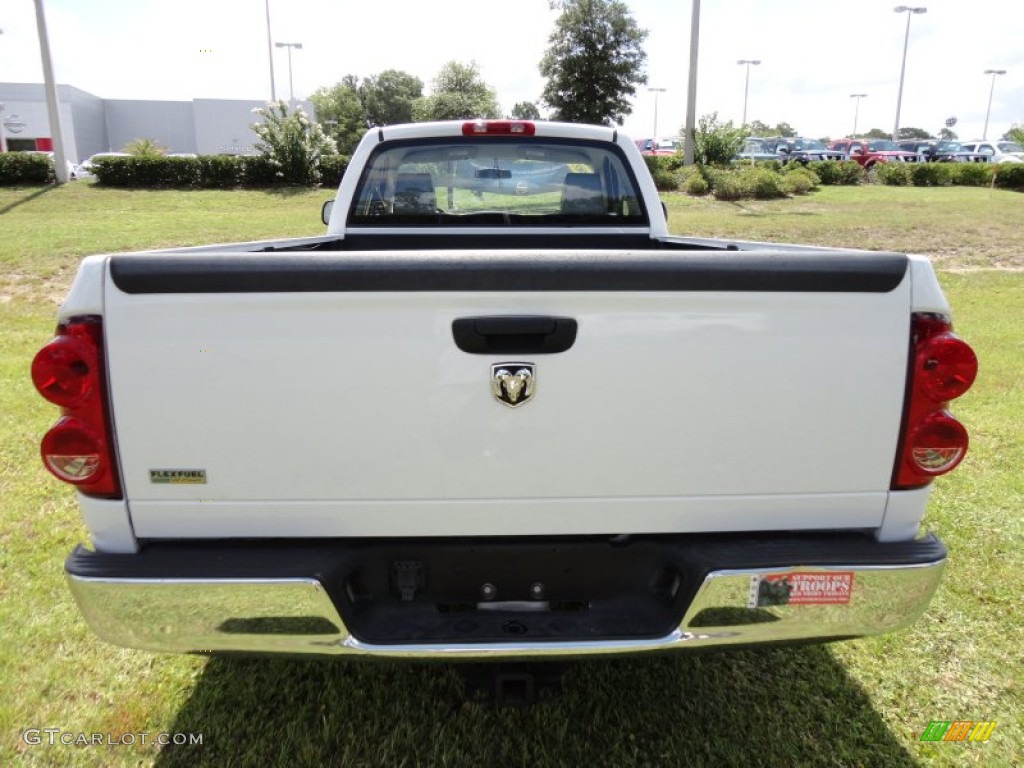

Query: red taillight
[[31, 333, 97, 407], [32, 318, 121, 498], [41, 417, 105, 483], [909, 411, 969, 475], [915, 332, 978, 402], [462, 120, 536, 136], [892, 314, 977, 489]]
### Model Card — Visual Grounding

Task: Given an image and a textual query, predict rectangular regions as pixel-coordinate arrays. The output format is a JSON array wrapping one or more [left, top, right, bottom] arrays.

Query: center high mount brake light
[[462, 120, 536, 137]]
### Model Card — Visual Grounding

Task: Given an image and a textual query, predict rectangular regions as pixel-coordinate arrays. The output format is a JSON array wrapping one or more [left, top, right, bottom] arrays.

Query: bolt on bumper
[[66, 543, 945, 660]]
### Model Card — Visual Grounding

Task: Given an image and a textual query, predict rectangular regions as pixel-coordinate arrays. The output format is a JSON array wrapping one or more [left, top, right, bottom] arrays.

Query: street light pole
[[892, 5, 927, 142], [737, 59, 760, 127], [265, 0, 277, 102], [275, 42, 303, 109], [982, 69, 1006, 140], [34, 0, 69, 183], [850, 93, 867, 138], [684, 0, 700, 166], [648, 87, 666, 138]]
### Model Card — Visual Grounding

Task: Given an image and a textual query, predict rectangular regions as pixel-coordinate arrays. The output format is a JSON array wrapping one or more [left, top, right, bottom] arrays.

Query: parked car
[[958, 140, 1024, 164], [635, 137, 680, 156], [763, 137, 844, 164], [79, 152, 131, 172], [735, 137, 779, 162], [828, 139, 918, 168], [896, 140, 986, 163]]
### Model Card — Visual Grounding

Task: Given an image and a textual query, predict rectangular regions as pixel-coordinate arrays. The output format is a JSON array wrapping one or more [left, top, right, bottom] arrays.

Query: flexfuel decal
[[149, 469, 207, 484], [748, 571, 854, 608]]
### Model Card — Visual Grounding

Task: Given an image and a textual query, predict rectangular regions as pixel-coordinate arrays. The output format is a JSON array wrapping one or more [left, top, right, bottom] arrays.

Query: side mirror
[[321, 199, 334, 226], [776, 147, 790, 155], [850, 147, 864, 156]]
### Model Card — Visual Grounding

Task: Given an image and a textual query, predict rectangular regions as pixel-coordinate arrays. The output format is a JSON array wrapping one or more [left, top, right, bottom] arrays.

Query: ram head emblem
[[491, 363, 536, 408]]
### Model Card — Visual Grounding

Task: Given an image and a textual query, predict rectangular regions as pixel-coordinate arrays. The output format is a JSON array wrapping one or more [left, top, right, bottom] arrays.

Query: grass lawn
[[1, 182, 1021, 767]]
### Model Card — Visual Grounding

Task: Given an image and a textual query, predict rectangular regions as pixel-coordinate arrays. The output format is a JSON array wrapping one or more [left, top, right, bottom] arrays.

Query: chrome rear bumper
[[66, 537, 946, 659]]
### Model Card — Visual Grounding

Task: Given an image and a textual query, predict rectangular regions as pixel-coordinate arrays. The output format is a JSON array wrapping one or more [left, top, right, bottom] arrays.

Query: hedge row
[[0, 153, 54, 184], [876, 161, 1024, 189], [684, 165, 823, 201], [87, 155, 349, 188], [643, 154, 1024, 197]]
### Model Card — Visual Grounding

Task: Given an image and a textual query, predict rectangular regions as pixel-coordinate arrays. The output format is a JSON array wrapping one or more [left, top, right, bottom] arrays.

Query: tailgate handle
[[452, 316, 578, 354]]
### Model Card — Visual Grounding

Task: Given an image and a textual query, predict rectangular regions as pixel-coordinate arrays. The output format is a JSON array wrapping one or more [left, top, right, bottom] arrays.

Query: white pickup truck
[[34, 120, 977, 664]]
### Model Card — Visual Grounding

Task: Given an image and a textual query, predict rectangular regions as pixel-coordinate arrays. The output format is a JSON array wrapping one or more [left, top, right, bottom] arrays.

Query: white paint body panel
[[103, 268, 913, 539]]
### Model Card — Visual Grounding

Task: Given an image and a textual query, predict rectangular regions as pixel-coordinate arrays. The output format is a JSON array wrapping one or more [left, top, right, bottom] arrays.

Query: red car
[[635, 137, 680, 156], [828, 139, 918, 168]]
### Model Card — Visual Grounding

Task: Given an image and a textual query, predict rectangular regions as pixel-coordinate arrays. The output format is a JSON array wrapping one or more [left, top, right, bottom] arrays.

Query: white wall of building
[[1, 83, 317, 163]]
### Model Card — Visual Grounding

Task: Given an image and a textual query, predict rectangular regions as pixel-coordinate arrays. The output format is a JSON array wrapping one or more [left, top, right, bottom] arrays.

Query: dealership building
[[0, 83, 315, 164]]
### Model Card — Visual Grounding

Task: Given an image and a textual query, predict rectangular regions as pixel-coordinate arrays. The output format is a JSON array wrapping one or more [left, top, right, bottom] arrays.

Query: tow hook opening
[[455, 662, 571, 706]]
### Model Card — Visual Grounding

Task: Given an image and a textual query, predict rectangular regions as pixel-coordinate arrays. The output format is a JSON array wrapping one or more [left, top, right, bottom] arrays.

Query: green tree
[[510, 101, 542, 120], [122, 138, 167, 157], [309, 79, 367, 155], [539, 0, 648, 125], [863, 128, 890, 139], [745, 119, 771, 136], [251, 101, 337, 185], [939, 127, 959, 140], [412, 61, 500, 121], [773, 122, 797, 138], [1003, 123, 1024, 144], [897, 126, 933, 140], [691, 112, 745, 166], [360, 70, 423, 126]]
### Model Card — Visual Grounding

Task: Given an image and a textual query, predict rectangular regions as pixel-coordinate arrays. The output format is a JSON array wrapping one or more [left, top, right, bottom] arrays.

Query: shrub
[[680, 167, 710, 196], [808, 160, 862, 185], [992, 163, 1024, 191], [319, 155, 349, 187], [196, 156, 243, 188], [644, 155, 679, 191], [791, 165, 820, 186], [123, 138, 168, 157], [0, 152, 52, 184], [739, 166, 786, 199], [92, 156, 202, 187], [709, 170, 748, 201], [158, 157, 202, 187], [950, 162, 993, 186], [876, 162, 913, 186], [88, 153, 342, 189], [240, 155, 280, 186], [251, 101, 338, 185], [692, 112, 745, 167], [782, 166, 819, 195], [910, 162, 951, 187]]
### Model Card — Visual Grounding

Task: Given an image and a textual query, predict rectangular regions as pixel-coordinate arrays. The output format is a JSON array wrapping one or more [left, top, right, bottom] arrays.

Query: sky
[[1, 0, 1022, 143]]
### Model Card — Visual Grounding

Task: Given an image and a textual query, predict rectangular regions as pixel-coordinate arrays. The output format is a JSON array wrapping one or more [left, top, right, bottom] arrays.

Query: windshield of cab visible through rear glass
[[346, 138, 648, 227], [867, 140, 899, 151], [998, 142, 1024, 153]]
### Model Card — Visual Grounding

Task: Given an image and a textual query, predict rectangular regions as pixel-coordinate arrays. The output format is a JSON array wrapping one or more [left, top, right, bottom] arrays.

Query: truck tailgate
[[103, 250, 910, 538]]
